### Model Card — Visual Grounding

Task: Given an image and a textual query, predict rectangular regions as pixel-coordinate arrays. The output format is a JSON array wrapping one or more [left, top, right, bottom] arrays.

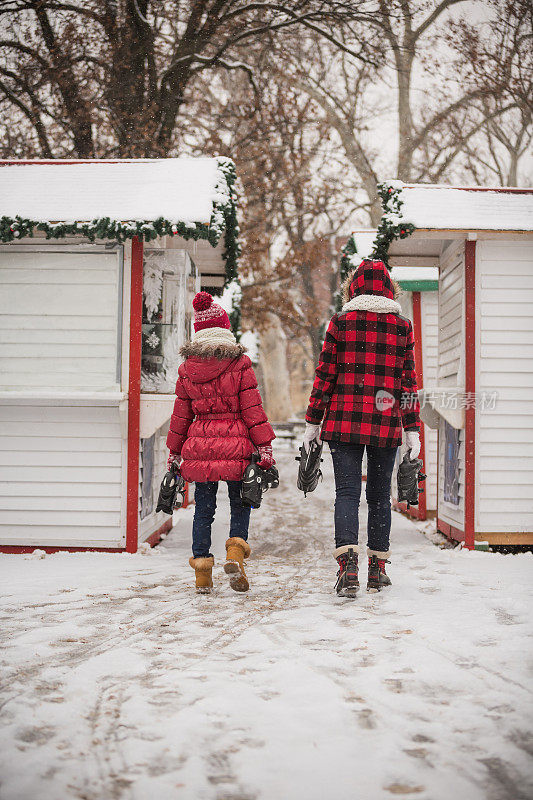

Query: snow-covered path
[[1, 448, 532, 800]]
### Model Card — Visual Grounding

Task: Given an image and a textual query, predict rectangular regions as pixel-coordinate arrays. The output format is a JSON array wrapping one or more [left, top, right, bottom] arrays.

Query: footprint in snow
[[412, 734, 435, 743], [357, 708, 376, 729], [384, 782, 425, 795], [16, 725, 56, 745]]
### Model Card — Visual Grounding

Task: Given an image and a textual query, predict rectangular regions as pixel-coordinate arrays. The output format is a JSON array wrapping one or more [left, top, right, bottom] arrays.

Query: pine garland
[[373, 182, 415, 266], [0, 156, 241, 291], [335, 234, 362, 311], [337, 182, 416, 293]]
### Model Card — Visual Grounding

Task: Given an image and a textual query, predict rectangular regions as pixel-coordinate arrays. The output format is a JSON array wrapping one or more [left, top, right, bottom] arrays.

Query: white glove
[[303, 423, 321, 445], [405, 430, 421, 460]]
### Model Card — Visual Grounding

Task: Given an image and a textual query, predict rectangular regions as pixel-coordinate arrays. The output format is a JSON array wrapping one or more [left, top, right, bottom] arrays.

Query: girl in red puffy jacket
[[166, 292, 275, 594]]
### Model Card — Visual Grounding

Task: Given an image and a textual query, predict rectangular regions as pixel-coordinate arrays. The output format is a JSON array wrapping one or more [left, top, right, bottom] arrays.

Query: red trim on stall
[[0, 159, 139, 165], [144, 517, 173, 548], [437, 517, 465, 543], [0, 520, 173, 554], [126, 236, 143, 553], [411, 291, 427, 521], [393, 500, 419, 518], [0, 545, 127, 554], [464, 240, 476, 550]]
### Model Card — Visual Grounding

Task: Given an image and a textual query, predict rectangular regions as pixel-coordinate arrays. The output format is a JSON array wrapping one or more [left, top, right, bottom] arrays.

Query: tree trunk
[[396, 53, 415, 181], [259, 313, 293, 422]]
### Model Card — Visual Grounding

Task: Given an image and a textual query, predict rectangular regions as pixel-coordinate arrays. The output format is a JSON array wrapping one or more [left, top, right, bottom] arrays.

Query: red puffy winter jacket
[[166, 353, 275, 483]]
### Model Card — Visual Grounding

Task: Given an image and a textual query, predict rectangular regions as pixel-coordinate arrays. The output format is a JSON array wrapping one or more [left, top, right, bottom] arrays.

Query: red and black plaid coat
[[306, 260, 420, 448]]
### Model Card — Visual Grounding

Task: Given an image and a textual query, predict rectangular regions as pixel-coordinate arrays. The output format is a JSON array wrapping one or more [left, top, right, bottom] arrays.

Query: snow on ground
[[1, 448, 532, 800]]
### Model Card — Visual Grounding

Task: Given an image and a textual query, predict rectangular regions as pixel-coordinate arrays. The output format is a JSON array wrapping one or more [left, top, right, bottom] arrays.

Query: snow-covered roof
[[0, 158, 227, 224], [0, 158, 240, 284], [384, 181, 533, 231]]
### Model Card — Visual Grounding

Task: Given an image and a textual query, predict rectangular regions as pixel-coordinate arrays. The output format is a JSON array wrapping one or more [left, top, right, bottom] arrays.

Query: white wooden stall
[[0, 158, 237, 552], [382, 184, 533, 547]]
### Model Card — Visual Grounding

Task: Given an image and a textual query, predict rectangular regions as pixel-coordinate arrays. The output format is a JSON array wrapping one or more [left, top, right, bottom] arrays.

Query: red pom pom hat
[[192, 291, 231, 332]]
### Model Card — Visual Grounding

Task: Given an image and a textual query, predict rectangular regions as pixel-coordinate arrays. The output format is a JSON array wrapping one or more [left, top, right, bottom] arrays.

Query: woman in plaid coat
[[304, 259, 421, 595]]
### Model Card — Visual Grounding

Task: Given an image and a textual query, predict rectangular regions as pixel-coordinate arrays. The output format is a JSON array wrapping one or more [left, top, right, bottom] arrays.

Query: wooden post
[[464, 240, 476, 550], [126, 236, 143, 552]]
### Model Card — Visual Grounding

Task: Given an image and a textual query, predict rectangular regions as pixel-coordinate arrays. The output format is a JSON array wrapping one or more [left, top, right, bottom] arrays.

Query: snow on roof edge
[[382, 179, 533, 193], [0, 156, 234, 226], [0, 158, 241, 272], [380, 179, 533, 232]]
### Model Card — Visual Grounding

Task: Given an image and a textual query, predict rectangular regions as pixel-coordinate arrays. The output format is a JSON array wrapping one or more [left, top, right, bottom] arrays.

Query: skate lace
[[337, 554, 358, 576]]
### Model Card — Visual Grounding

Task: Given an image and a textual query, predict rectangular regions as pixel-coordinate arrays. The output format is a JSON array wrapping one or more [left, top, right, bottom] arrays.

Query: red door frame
[[463, 240, 476, 550], [125, 236, 143, 553]]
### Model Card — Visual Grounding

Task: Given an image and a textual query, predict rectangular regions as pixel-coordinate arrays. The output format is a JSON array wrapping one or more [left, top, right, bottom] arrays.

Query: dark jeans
[[329, 442, 397, 554], [192, 481, 251, 558]]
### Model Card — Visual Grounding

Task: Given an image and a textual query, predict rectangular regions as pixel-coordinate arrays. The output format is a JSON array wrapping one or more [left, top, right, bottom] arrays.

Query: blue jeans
[[329, 442, 397, 554], [192, 481, 251, 558]]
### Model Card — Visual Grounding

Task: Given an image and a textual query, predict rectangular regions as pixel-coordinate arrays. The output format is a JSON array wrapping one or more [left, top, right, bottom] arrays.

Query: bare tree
[[0, 0, 375, 158], [274, 0, 531, 223], [446, 0, 533, 185], [192, 65, 358, 413]]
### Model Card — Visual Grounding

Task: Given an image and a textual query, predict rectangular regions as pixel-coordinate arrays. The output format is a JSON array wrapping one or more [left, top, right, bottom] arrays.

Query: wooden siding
[[421, 291, 438, 510], [0, 249, 121, 390], [438, 241, 464, 387], [437, 240, 465, 529], [477, 240, 533, 532], [0, 403, 126, 547]]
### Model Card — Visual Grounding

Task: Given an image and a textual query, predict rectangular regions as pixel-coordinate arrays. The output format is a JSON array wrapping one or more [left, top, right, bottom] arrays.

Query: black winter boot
[[367, 556, 392, 593], [335, 547, 359, 597]]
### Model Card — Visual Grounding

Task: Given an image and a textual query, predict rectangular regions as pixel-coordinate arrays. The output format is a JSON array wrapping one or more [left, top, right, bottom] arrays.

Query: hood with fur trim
[[341, 294, 402, 315], [180, 339, 246, 363]]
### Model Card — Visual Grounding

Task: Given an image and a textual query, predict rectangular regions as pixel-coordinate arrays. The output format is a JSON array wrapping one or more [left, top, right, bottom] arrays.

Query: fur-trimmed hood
[[340, 294, 402, 315], [180, 339, 246, 361], [180, 325, 246, 362]]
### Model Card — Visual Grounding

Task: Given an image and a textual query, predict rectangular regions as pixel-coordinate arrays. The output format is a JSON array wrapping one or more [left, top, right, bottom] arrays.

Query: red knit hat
[[192, 291, 231, 332]]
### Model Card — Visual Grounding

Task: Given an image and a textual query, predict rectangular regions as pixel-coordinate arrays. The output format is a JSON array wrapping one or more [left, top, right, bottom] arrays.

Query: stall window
[[443, 421, 460, 505]]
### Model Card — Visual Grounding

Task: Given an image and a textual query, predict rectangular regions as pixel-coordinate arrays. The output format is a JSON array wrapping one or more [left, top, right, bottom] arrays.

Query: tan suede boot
[[189, 555, 214, 594], [224, 537, 251, 592]]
